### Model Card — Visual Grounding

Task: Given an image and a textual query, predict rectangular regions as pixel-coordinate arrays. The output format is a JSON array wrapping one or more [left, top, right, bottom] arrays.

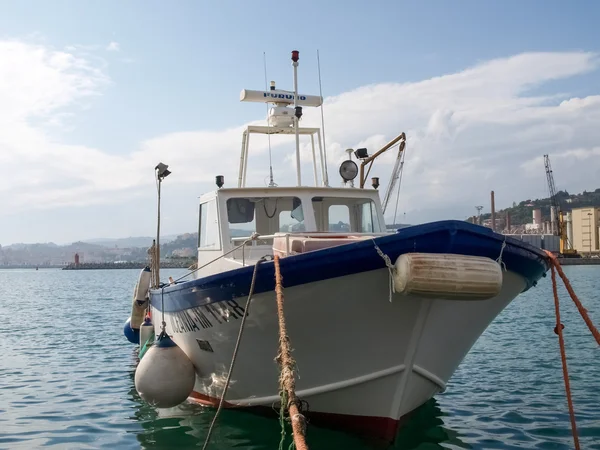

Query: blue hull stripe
[[150, 220, 549, 313]]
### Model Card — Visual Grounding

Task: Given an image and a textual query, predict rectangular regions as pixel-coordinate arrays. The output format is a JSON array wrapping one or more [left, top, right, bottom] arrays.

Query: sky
[[0, 0, 599, 245]]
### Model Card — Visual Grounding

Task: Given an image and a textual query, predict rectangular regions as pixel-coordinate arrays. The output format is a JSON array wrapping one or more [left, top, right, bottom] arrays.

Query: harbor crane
[[544, 154, 577, 257]]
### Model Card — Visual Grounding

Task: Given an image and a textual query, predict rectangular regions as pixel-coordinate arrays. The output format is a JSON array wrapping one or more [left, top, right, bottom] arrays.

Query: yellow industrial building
[[569, 207, 600, 254]]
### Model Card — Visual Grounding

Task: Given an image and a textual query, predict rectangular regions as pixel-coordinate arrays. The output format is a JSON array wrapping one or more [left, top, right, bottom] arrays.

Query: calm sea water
[[0, 267, 599, 449]]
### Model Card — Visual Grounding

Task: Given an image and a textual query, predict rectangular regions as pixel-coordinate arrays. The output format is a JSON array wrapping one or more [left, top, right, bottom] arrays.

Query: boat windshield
[[312, 196, 383, 233], [222, 194, 384, 241], [226, 196, 305, 238]]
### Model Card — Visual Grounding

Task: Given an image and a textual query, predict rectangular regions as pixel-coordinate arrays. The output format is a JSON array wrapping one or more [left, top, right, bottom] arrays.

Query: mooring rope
[[372, 240, 396, 303], [496, 236, 507, 271], [549, 263, 580, 450], [148, 240, 159, 289], [544, 250, 600, 450], [273, 254, 309, 450], [545, 251, 600, 345], [201, 256, 267, 450]]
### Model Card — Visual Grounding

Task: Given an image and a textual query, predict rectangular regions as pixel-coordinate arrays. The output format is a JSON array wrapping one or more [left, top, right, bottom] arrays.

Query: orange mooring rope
[[545, 251, 600, 345], [273, 255, 309, 450], [544, 251, 600, 450], [549, 264, 580, 450]]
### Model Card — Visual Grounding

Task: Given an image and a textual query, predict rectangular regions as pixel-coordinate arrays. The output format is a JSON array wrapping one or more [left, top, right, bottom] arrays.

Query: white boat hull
[[149, 266, 527, 441]]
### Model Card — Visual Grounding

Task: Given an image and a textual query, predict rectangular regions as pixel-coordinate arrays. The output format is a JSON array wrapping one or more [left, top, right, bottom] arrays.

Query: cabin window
[[358, 200, 381, 233], [328, 205, 351, 232], [226, 196, 304, 237], [312, 197, 382, 233], [226, 198, 256, 238], [279, 197, 305, 232], [198, 200, 221, 250]]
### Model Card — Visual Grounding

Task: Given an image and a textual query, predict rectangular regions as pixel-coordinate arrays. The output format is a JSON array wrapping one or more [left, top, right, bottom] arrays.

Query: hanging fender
[[392, 253, 503, 300], [131, 267, 152, 329]]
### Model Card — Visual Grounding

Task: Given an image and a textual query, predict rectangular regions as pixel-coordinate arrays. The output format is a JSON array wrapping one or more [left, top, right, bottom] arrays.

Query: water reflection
[[393, 399, 468, 449]]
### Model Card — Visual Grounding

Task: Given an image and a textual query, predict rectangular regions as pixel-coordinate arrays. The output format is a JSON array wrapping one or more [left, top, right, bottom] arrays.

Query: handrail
[[231, 234, 280, 242], [230, 235, 279, 265], [230, 231, 391, 265]]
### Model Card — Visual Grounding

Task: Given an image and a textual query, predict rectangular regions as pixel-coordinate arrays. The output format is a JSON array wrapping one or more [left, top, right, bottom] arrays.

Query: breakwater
[[62, 260, 194, 270], [556, 257, 600, 265], [1, 264, 65, 269]]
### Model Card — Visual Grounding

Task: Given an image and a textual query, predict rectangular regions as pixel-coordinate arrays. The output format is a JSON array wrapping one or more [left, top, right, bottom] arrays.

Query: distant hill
[[0, 240, 146, 266], [161, 233, 197, 257], [83, 235, 178, 248], [0, 225, 295, 266], [1, 234, 185, 266], [476, 188, 600, 225]]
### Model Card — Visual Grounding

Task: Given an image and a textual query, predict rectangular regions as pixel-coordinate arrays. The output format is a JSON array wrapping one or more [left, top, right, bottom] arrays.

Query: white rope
[[201, 256, 267, 450], [372, 240, 396, 302], [496, 237, 507, 271]]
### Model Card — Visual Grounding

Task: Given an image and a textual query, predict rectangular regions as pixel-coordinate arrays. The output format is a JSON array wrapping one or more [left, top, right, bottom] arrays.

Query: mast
[[292, 50, 302, 186], [238, 50, 323, 188]]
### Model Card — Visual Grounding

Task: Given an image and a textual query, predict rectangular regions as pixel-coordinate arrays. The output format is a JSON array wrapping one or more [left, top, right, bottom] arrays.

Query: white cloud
[[106, 41, 120, 52], [0, 40, 125, 212], [1, 40, 599, 239]]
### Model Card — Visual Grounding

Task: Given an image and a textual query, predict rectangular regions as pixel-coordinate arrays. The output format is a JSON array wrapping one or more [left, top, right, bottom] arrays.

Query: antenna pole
[[317, 49, 329, 187], [153, 163, 171, 286], [292, 50, 302, 186], [263, 52, 275, 187], [156, 176, 161, 286]]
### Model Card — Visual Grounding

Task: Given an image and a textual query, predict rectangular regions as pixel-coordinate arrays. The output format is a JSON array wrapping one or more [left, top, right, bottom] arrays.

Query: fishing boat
[[124, 50, 549, 444]]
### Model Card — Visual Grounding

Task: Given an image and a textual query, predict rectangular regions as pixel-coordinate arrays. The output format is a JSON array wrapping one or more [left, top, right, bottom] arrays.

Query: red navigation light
[[291, 50, 299, 62]]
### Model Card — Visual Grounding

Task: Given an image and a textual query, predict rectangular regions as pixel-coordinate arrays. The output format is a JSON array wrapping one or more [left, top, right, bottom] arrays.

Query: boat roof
[[199, 186, 382, 203]]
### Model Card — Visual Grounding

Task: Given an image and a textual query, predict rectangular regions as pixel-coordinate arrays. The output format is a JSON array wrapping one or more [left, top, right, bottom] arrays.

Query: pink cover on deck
[[272, 234, 373, 257]]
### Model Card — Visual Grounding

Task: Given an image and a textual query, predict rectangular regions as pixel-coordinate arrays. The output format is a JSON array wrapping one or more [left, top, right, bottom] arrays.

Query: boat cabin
[[195, 186, 389, 276], [188, 50, 405, 278]]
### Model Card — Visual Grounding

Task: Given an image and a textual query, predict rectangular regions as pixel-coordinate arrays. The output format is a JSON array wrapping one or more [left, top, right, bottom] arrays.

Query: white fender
[[131, 267, 152, 329], [135, 335, 196, 408], [135, 267, 152, 301], [393, 253, 503, 300], [130, 297, 147, 330], [139, 317, 155, 347]]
